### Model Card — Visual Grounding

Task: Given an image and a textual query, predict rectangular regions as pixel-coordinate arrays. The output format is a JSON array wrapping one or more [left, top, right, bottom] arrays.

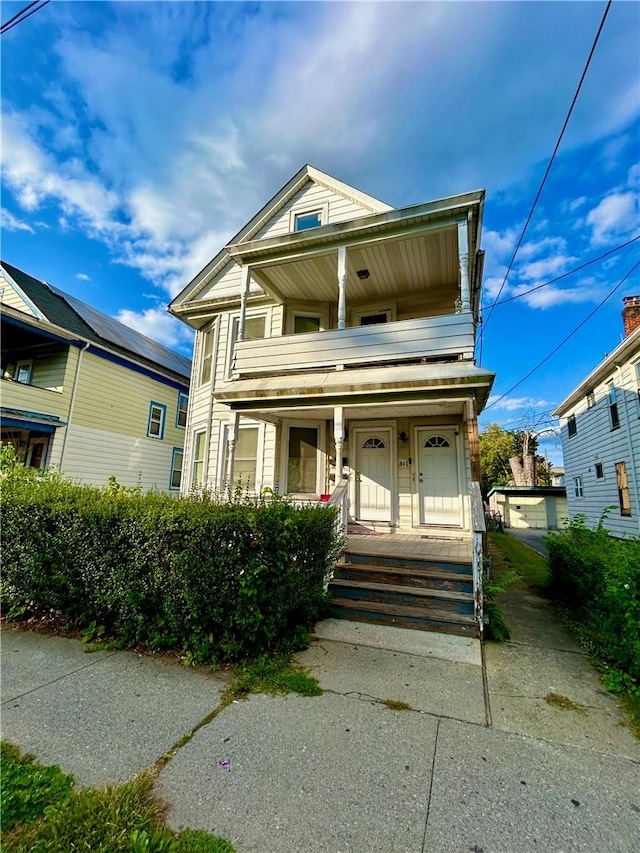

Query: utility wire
[[481, 234, 640, 311], [1, 0, 49, 35], [479, 0, 613, 364], [484, 259, 640, 413]]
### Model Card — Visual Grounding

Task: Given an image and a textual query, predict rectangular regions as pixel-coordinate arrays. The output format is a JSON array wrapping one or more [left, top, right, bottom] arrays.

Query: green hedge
[[546, 515, 640, 686], [1, 462, 343, 662]]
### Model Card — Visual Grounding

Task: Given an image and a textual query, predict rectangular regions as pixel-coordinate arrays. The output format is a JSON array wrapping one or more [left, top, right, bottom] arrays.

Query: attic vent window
[[294, 211, 322, 232], [356, 269, 370, 280]]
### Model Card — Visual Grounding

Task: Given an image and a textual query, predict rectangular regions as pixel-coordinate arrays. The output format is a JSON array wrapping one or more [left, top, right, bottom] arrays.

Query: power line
[[484, 259, 640, 413], [479, 0, 613, 364], [481, 234, 640, 312], [1, 0, 50, 35]]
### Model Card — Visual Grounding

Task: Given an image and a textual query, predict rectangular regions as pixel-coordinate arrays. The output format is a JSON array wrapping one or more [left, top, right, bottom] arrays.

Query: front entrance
[[354, 427, 393, 522], [417, 428, 461, 526]]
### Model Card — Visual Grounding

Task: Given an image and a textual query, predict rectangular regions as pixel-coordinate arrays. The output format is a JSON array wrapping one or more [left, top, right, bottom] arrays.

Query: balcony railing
[[234, 312, 475, 377], [1, 378, 69, 419]]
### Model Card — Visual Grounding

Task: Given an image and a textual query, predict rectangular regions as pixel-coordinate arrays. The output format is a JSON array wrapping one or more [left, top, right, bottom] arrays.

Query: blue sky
[[2, 1, 639, 462]]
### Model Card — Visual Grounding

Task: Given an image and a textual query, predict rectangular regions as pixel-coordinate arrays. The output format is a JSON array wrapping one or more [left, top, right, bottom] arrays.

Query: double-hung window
[[176, 393, 188, 428], [608, 383, 620, 430], [227, 314, 266, 377], [567, 414, 577, 437], [573, 476, 584, 498], [147, 402, 166, 439], [199, 324, 215, 386], [192, 431, 206, 489], [170, 448, 183, 490]]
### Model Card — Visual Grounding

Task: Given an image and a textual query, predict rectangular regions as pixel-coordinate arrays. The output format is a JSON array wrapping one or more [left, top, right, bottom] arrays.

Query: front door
[[355, 429, 392, 522], [417, 428, 460, 526]]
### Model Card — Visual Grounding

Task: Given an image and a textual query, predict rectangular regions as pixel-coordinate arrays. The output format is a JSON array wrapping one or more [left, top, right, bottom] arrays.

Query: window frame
[[594, 462, 605, 480], [198, 322, 216, 387], [226, 311, 268, 378], [176, 392, 189, 429], [567, 414, 577, 438], [191, 430, 207, 490], [573, 475, 584, 499], [169, 447, 183, 490], [616, 461, 632, 517], [586, 390, 596, 408], [608, 382, 620, 430], [289, 203, 328, 233], [147, 402, 167, 440], [14, 359, 33, 384]]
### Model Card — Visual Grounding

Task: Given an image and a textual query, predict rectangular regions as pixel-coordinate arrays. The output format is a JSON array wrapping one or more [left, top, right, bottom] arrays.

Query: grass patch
[[229, 655, 323, 699], [488, 531, 550, 589], [380, 699, 412, 711], [544, 692, 587, 713], [1, 742, 234, 853]]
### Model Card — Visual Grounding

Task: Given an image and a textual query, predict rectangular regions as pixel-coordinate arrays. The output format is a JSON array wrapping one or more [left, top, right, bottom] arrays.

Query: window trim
[[226, 310, 268, 378], [191, 429, 207, 490], [608, 382, 620, 430], [567, 414, 577, 438], [573, 475, 584, 499], [199, 321, 216, 387], [169, 447, 183, 491], [147, 402, 167, 440], [176, 392, 189, 429], [292, 312, 323, 335], [586, 390, 596, 408], [289, 202, 329, 233], [594, 462, 604, 480], [14, 359, 33, 384]]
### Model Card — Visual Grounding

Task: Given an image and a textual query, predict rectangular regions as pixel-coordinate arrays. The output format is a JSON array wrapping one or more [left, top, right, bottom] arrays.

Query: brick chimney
[[622, 295, 640, 338]]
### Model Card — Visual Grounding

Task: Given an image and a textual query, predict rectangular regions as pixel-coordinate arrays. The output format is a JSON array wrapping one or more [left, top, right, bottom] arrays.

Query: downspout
[[58, 341, 90, 470], [617, 363, 640, 534]]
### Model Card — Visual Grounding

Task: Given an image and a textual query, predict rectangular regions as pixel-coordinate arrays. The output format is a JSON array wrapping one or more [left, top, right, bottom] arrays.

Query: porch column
[[334, 406, 344, 479], [225, 411, 239, 488], [237, 264, 251, 342], [466, 398, 481, 483], [457, 218, 471, 313], [337, 246, 347, 330]]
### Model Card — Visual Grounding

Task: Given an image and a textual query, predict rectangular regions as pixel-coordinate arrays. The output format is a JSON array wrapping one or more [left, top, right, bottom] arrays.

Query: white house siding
[[0, 273, 38, 316], [196, 260, 265, 303], [252, 182, 378, 241], [61, 423, 179, 491], [559, 356, 640, 538]]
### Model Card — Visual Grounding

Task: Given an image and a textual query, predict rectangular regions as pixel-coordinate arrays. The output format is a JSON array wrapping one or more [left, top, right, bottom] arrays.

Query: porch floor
[[346, 531, 472, 563]]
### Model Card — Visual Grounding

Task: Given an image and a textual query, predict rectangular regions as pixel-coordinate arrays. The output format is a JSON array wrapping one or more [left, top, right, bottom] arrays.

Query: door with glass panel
[[286, 426, 319, 494]]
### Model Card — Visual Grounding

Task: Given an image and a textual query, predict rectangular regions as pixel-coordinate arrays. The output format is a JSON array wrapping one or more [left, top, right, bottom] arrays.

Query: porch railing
[[234, 312, 475, 376], [323, 475, 350, 590], [469, 480, 486, 636]]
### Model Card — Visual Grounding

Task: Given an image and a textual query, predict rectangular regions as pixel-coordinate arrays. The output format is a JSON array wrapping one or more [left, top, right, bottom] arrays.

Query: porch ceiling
[[249, 227, 460, 305], [230, 398, 470, 425]]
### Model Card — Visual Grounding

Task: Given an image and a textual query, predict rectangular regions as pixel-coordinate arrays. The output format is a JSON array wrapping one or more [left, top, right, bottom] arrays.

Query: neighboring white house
[[1, 261, 191, 492], [170, 165, 494, 533], [553, 296, 640, 538]]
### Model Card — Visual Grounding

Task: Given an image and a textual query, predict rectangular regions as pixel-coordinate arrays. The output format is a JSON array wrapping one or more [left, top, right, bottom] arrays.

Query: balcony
[[1, 378, 69, 420], [234, 312, 475, 378]]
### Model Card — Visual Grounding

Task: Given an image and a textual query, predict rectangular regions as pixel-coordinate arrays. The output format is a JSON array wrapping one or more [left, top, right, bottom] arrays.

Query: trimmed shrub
[[546, 514, 640, 685], [1, 459, 343, 662]]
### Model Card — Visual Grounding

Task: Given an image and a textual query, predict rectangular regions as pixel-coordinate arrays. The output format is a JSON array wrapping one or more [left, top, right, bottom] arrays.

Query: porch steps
[[329, 549, 478, 638]]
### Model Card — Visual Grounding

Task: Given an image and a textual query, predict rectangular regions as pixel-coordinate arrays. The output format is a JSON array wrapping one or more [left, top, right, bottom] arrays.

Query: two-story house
[[554, 297, 640, 538], [170, 166, 495, 637], [1, 261, 191, 492]]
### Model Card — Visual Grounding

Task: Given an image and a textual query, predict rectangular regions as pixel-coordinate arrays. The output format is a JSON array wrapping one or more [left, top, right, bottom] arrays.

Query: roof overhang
[[1, 407, 65, 433]]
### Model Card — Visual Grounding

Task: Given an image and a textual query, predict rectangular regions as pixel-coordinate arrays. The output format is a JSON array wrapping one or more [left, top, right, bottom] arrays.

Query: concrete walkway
[[2, 585, 639, 852]]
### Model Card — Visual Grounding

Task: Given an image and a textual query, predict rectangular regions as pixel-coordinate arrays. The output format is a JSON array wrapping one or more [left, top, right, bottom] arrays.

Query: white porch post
[[457, 218, 471, 313], [334, 405, 344, 479], [226, 411, 239, 488], [337, 246, 347, 330], [237, 264, 251, 342]]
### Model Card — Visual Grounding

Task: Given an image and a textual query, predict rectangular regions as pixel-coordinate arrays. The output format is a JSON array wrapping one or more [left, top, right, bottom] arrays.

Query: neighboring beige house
[[169, 166, 496, 637], [1, 261, 191, 492], [487, 486, 568, 530], [553, 297, 640, 538]]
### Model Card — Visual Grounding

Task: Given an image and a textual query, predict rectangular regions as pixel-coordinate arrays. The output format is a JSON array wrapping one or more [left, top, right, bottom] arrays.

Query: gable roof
[[170, 164, 393, 310], [1, 261, 191, 381]]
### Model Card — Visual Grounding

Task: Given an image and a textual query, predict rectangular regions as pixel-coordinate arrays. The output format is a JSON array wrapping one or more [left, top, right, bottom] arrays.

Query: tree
[[479, 423, 516, 496]]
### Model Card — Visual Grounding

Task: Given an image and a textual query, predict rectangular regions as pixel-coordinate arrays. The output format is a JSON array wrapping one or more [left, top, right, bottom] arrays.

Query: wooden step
[[329, 598, 478, 637], [335, 562, 472, 593], [343, 549, 472, 575], [330, 578, 473, 608]]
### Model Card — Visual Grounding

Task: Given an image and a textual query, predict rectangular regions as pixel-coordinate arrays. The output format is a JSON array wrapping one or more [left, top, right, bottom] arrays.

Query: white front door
[[417, 428, 461, 526], [355, 429, 392, 522]]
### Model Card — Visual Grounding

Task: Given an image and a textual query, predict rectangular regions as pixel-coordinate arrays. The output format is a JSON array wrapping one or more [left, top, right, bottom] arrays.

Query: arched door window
[[362, 436, 386, 449], [423, 435, 450, 448]]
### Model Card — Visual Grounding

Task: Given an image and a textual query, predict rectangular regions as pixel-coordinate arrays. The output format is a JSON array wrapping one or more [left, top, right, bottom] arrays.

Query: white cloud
[[115, 307, 194, 351], [0, 209, 34, 233], [76, 273, 90, 281], [485, 395, 552, 413], [519, 254, 577, 282], [586, 191, 640, 245]]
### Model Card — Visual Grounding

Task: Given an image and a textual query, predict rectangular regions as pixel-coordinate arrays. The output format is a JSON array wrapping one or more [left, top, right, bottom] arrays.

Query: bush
[[1, 458, 344, 662], [546, 513, 640, 685]]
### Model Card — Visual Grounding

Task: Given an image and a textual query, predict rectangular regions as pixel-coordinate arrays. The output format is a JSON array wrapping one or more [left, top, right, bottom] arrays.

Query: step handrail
[[323, 476, 350, 589], [469, 481, 486, 636]]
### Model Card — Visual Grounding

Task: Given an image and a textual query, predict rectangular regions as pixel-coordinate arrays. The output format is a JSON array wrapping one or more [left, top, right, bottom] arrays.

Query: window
[[287, 426, 318, 493], [199, 325, 215, 386], [362, 437, 386, 449], [424, 435, 451, 448], [294, 210, 322, 231], [147, 402, 166, 439], [293, 314, 321, 334], [595, 462, 604, 480], [192, 431, 206, 489], [232, 427, 259, 490], [176, 393, 188, 428], [227, 314, 266, 377], [616, 462, 632, 516], [608, 383, 620, 430], [567, 414, 577, 437], [573, 476, 584, 498], [170, 448, 183, 490], [14, 360, 33, 384], [586, 390, 595, 408]]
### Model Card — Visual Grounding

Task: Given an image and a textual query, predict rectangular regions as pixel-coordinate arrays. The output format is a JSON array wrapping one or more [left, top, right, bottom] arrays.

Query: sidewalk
[[2, 583, 639, 852]]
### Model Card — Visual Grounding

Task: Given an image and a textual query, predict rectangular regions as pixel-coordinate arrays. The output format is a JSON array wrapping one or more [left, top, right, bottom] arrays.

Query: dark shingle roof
[[2, 261, 191, 381]]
